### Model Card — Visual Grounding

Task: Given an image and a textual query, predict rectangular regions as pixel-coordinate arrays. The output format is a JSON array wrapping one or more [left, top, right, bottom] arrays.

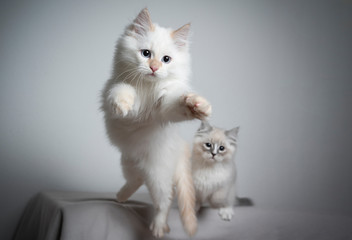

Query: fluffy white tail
[[174, 144, 197, 236]]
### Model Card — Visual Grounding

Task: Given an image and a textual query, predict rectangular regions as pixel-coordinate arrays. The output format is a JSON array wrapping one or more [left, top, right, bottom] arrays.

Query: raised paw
[[150, 220, 170, 238], [218, 207, 233, 221], [110, 91, 135, 117], [184, 93, 212, 120]]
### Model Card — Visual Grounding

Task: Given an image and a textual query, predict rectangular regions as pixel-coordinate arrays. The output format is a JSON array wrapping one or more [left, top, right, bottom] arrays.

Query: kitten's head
[[117, 8, 191, 82], [193, 121, 239, 163]]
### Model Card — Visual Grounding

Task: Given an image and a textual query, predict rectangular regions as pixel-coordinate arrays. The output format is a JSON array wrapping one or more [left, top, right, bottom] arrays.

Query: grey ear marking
[[197, 120, 213, 133], [225, 126, 240, 144]]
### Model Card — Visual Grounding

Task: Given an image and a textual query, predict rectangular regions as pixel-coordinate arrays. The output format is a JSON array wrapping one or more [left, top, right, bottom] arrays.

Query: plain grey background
[[1, 0, 351, 239]]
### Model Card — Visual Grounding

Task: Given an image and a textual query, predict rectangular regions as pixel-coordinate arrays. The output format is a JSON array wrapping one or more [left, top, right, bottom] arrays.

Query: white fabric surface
[[13, 191, 352, 240]]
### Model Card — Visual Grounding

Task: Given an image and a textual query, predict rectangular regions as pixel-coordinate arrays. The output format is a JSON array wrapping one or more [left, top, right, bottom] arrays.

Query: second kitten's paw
[[184, 93, 212, 120], [218, 207, 233, 221]]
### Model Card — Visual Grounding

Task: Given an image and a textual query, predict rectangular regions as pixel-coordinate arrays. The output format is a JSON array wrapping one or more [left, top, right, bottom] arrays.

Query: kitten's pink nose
[[150, 65, 159, 73], [149, 59, 161, 73]]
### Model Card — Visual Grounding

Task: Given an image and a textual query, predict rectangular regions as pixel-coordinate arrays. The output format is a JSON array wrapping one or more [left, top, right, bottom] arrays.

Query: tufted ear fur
[[196, 120, 213, 136], [133, 8, 154, 36], [172, 23, 191, 48], [225, 127, 240, 145]]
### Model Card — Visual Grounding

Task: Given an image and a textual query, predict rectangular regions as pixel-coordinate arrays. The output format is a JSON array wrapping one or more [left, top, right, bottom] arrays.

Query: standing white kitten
[[101, 8, 211, 238], [192, 121, 240, 221]]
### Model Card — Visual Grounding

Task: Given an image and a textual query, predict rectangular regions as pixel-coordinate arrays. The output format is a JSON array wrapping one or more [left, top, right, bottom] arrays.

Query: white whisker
[[113, 68, 134, 82]]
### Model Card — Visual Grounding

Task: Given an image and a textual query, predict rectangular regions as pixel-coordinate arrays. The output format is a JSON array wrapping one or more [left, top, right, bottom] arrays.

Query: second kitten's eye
[[141, 49, 151, 58], [162, 55, 171, 63], [219, 146, 225, 151], [204, 143, 212, 149]]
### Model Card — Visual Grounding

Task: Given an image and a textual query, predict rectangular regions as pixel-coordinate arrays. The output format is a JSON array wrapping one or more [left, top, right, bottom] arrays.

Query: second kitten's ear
[[172, 23, 191, 48], [225, 127, 240, 144], [133, 8, 154, 36], [197, 120, 213, 133]]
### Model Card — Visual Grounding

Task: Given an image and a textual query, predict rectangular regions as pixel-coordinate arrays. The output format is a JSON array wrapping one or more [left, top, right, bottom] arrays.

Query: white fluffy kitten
[[101, 8, 211, 238], [192, 121, 240, 221]]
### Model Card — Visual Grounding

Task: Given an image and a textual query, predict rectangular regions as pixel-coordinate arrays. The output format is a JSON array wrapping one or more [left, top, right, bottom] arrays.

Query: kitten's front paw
[[150, 220, 170, 238], [184, 93, 212, 120], [111, 91, 135, 117], [219, 207, 233, 221]]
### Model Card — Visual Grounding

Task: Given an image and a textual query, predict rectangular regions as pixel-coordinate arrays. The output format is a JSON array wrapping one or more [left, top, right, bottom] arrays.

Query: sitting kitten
[[101, 8, 211, 238], [192, 121, 242, 221]]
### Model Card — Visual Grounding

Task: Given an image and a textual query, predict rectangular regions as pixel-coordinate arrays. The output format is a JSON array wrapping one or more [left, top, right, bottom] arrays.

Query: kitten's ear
[[172, 23, 191, 48], [197, 120, 213, 133], [133, 8, 154, 36], [225, 127, 240, 144]]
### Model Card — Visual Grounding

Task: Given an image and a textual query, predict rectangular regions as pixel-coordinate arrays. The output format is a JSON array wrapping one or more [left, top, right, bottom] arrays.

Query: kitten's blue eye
[[204, 143, 212, 149], [162, 55, 171, 63], [141, 49, 151, 58], [219, 146, 225, 151]]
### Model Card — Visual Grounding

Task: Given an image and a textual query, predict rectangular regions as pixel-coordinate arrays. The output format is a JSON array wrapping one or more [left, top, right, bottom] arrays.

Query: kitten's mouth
[[210, 156, 222, 162], [147, 72, 165, 80], [142, 72, 158, 81], [148, 72, 158, 78]]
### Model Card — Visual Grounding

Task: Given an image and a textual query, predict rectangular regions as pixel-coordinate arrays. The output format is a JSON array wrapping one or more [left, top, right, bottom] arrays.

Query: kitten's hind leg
[[145, 173, 173, 238], [116, 156, 143, 203], [195, 190, 205, 213], [195, 200, 201, 213], [116, 180, 143, 203]]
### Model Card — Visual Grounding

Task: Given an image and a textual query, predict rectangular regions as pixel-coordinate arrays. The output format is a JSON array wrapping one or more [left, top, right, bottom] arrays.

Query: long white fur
[[101, 8, 210, 238]]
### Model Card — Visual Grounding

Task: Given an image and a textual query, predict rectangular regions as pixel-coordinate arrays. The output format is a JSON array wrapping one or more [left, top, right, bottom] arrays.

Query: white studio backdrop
[[1, 1, 351, 240]]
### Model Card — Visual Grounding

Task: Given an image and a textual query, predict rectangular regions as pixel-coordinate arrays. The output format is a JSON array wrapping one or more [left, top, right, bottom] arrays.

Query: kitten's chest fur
[[130, 81, 182, 122], [192, 159, 235, 193]]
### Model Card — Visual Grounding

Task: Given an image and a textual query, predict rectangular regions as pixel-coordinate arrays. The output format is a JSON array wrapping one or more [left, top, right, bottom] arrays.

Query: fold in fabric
[[13, 191, 352, 240]]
